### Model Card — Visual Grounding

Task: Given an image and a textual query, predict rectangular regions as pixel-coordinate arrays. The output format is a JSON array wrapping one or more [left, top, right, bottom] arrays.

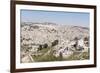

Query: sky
[[21, 10, 90, 27]]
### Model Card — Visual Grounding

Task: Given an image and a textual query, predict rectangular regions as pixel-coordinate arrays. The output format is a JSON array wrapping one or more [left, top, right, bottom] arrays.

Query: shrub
[[43, 43, 48, 48], [52, 40, 59, 46], [84, 37, 89, 41], [32, 25, 39, 29], [38, 45, 43, 50], [59, 52, 63, 60], [74, 37, 78, 41]]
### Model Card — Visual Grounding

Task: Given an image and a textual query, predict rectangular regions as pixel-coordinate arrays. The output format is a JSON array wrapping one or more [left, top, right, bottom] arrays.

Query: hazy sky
[[21, 10, 90, 27]]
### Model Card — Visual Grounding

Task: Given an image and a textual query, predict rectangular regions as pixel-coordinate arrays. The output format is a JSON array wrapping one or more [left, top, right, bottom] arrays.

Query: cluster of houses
[[21, 34, 89, 62], [21, 22, 89, 62], [52, 37, 89, 58]]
